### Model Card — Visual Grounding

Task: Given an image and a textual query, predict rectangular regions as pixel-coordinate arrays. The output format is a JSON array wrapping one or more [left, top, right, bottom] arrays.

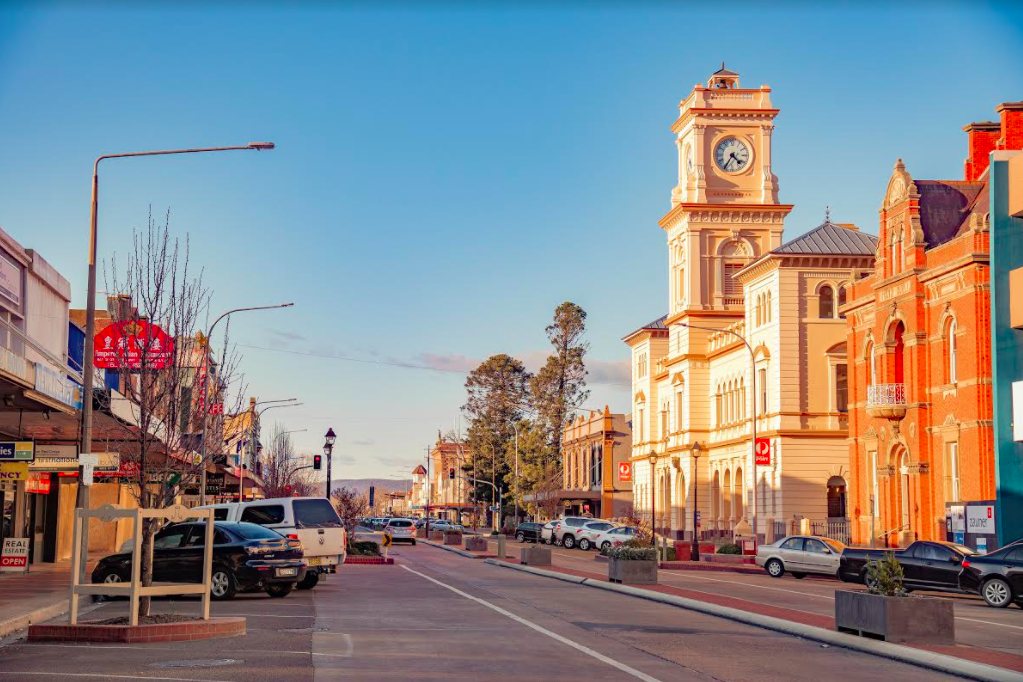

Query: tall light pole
[[690, 441, 703, 562], [77, 142, 274, 577], [680, 321, 759, 548], [198, 302, 293, 505], [513, 423, 520, 525], [323, 428, 336, 500]]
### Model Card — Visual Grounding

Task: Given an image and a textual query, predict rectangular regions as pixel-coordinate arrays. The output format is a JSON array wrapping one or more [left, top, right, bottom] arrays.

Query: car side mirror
[[949, 556, 961, 564]]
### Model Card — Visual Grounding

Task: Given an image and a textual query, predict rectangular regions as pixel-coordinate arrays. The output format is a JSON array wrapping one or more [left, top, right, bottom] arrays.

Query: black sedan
[[92, 521, 306, 599], [960, 541, 1023, 608], [514, 522, 544, 543]]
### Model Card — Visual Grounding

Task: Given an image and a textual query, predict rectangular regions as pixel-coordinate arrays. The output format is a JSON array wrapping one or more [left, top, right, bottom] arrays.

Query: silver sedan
[[755, 535, 846, 578]]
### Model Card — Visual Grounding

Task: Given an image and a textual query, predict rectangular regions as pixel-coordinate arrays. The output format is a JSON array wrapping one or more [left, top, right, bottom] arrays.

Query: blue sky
[[2, 2, 1021, 479]]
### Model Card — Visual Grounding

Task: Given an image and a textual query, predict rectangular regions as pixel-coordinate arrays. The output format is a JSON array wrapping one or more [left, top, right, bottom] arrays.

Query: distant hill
[[314, 478, 411, 497]]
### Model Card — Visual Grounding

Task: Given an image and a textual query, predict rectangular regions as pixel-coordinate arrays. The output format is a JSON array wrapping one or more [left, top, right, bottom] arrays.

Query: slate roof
[[773, 219, 878, 256], [713, 62, 739, 76], [622, 314, 669, 342], [916, 180, 987, 248]]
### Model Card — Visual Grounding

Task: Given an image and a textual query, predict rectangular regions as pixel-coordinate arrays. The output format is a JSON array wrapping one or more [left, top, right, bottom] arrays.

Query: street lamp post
[[513, 423, 520, 525], [680, 321, 759, 549], [690, 441, 703, 562], [198, 303, 293, 506], [323, 428, 336, 501], [77, 142, 274, 579]]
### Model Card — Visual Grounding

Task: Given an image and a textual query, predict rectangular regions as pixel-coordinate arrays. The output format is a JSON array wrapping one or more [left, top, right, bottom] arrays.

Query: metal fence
[[809, 519, 852, 545]]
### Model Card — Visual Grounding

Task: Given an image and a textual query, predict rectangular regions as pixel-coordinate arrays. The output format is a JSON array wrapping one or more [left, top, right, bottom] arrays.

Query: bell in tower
[[707, 62, 740, 89]]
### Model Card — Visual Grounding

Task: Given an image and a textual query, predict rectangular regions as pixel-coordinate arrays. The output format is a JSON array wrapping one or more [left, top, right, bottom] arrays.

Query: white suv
[[575, 521, 618, 551], [197, 497, 346, 589], [552, 516, 596, 549]]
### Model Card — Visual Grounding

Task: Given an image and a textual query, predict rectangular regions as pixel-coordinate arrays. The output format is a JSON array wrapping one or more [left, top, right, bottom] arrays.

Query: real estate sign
[[0, 537, 29, 573]]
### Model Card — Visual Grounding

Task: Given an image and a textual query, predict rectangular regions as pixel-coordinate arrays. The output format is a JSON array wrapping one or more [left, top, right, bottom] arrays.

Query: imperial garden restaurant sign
[[94, 320, 175, 370]]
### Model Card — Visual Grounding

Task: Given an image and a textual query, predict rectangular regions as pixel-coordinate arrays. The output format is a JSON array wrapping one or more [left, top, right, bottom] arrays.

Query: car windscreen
[[231, 523, 285, 540], [293, 499, 342, 528], [388, 520, 413, 527]]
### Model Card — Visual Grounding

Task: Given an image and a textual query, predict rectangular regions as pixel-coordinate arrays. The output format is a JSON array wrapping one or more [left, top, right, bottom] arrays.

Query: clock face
[[714, 137, 751, 173]]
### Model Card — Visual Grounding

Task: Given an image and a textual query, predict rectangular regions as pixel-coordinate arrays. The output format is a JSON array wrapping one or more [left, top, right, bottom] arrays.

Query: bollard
[[496, 534, 506, 559]]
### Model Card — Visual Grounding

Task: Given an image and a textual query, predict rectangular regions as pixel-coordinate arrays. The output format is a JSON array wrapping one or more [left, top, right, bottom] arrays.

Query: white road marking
[[400, 564, 664, 682], [4, 674, 235, 682], [957, 617, 1023, 631]]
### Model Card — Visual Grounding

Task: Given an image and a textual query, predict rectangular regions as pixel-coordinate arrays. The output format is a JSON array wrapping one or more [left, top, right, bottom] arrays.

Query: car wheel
[[210, 568, 237, 600], [601, 541, 611, 552], [791, 572, 806, 580], [265, 583, 294, 598], [765, 559, 784, 578], [983, 577, 1013, 608], [101, 569, 124, 584], [516, 532, 525, 542], [563, 535, 575, 549], [297, 572, 320, 590], [579, 539, 591, 551]]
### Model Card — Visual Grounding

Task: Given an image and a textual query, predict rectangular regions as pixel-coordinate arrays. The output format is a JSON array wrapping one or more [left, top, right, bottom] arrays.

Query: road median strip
[[483, 558, 1023, 682]]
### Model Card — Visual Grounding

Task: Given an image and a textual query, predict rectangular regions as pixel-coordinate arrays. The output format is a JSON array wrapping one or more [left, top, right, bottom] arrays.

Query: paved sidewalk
[[0, 557, 100, 639]]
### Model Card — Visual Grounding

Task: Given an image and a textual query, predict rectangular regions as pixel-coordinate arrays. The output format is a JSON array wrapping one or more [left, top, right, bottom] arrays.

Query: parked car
[[540, 521, 558, 544], [838, 540, 976, 591], [552, 516, 598, 549], [575, 521, 618, 551], [756, 536, 845, 578], [384, 518, 417, 545], [94, 521, 305, 600], [959, 541, 1023, 608], [431, 520, 464, 533], [196, 497, 346, 590], [592, 526, 637, 552], [513, 522, 544, 543]]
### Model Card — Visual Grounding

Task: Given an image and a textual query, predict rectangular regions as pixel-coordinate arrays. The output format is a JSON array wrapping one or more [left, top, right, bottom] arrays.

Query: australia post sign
[[93, 320, 174, 370]]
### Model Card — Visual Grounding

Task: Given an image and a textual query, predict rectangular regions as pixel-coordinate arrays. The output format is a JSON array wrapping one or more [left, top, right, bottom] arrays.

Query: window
[[715, 391, 722, 427], [637, 407, 644, 441], [675, 389, 684, 430], [233, 523, 288, 540], [835, 364, 848, 413], [866, 342, 877, 385], [944, 442, 960, 503], [891, 231, 902, 275], [780, 538, 804, 551], [758, 368, 767, 414], [893, 322, 906, 383], [947, 319, 958, 383], [636, 353, 648, 379], [915, 543, 953, 562], [766, 290, 772, 323], [240, 505, 286, 525], [660, 409, 668, 440], [154, 526, 188, 549], [805, 539, 830, 554], [838, 287, 847, 318], [723, 263, 743, 297], [869, 450, 879, 517], [212, 508, 230, 521], [184, 526, 233, 546], [818, 285, 835, 319]]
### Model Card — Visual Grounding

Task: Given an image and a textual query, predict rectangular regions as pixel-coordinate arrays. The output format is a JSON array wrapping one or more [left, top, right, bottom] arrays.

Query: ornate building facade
[[844, 102, 1023, 548], [559, 406, 632, 518], [625, 67, 875, 543]]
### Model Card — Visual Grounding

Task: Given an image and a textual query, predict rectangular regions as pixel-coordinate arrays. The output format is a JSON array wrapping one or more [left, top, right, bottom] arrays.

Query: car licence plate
[[306, 557, 324, 566], [276, 567, 297, 577]]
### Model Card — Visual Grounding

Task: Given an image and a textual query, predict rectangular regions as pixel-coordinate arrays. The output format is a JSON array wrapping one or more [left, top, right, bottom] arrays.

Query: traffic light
[[313, 454, 322, 470], [449, 467, 455, 480], [285, 484, 292, 495]]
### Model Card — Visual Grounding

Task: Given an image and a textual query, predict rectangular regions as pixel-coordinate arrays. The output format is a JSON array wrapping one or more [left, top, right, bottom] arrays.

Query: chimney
[[996, 101, 1023, 152], [963, 121, 1000, 182]]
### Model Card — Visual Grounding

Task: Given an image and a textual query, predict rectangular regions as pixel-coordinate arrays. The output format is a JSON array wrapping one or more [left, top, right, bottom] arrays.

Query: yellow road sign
[[382, 532, 392, 548]]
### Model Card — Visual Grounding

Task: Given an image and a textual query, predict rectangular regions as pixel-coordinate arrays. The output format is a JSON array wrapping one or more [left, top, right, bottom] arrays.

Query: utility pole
[[425, 445, 432, 535]]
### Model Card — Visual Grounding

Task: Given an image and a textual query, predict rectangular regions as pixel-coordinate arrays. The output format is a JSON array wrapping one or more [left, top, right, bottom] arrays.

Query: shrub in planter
[[865, 552, 905, 596], [607, 543, 658, 584], [717, 543, 742, 555], [347, 541, 382, 557]]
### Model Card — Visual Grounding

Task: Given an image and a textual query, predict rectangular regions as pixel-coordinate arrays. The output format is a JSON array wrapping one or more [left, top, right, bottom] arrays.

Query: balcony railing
[[866, 383, 907, 420], [867, 383, 906, 406]]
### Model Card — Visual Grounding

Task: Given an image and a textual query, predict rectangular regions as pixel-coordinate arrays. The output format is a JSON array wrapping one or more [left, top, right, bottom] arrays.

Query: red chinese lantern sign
[[755, 437, 771, 466], [94, 321, 175, 370], [618, 462, 632, 482]]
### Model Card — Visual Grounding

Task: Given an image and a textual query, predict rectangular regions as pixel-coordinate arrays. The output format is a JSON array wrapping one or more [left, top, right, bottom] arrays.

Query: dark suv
[[513, 522, 544, 543], [553, 517, 594, 549]]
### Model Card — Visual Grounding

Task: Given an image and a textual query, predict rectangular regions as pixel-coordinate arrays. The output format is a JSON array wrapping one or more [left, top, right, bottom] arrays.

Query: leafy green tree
[[463, 355, 531, 514], [530, 302, 590, 463]]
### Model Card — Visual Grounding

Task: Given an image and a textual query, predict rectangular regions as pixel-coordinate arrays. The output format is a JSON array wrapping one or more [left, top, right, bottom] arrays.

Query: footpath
[[423, 536, 1023, 682], [0, 556, 103, 639]]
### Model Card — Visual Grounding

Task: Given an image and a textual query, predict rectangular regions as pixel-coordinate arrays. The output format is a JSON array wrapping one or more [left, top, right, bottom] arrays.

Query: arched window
[[865, 341, 877, 385], [891, 231, 902, 275], [838, 286, 847, 318], [869, 450, 879, 517], [944, 442, 960, 502], [766, 291, 772, 322], [893, 322, 906, 384], [819, 285, 835, 318], [827, 475, 847, 519], [947, 319, 958, 384], [675, 388, 684, 432]]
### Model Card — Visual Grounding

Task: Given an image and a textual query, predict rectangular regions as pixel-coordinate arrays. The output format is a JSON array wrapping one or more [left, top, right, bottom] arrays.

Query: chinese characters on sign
[[93, 320, 175, 370]]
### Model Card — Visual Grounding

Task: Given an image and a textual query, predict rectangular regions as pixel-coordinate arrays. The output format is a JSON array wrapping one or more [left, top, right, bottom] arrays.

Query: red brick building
[[843, 101, 1023, 547]]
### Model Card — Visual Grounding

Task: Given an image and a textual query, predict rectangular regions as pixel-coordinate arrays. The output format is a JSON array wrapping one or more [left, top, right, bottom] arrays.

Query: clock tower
[[662, 65, 791, 315]]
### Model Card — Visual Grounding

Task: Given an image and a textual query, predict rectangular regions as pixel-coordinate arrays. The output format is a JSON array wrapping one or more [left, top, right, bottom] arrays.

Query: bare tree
[[331, 486, 368, 541], [260, 422, 310, 498], [532, 462, 563, 522], [97, 211, 245, 618]]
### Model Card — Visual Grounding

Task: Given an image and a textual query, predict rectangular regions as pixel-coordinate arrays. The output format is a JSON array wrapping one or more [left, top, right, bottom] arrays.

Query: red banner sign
[[618, 462, 632, 483], [94, 320, 175, 370], [755, 437, 771, 466]]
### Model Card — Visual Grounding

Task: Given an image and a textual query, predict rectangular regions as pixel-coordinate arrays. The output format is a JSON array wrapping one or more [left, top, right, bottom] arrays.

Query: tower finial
[[825, 205, 831, 222]]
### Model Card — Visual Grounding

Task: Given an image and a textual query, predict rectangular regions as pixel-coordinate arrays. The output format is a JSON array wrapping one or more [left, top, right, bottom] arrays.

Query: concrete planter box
[[835, 591, 955, 644], [443, 532, 463, 546], [428, 531, 444, 541], [465, 537, 488, 552], [520, 546, 552, 566], [608, 558, 658, 585]]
